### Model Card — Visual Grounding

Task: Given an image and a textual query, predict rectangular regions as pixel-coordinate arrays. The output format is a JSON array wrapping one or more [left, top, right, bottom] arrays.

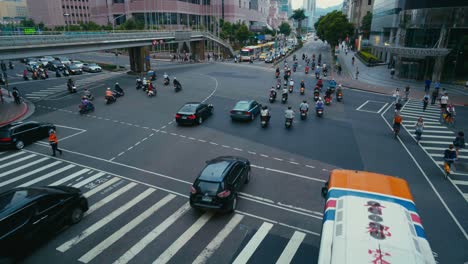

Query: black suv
[[0, 186, 88, 260], [0, 121, 55, 150], [190, 156, 251, 213]]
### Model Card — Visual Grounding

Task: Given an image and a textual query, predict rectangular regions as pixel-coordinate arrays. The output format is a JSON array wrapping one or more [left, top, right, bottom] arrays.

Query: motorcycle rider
[[285, 106, 295, 121], [147, 82, 155, 96], [114, 82, 124, 94], [173, 77, 181, 89], [289, 79, 294, 90], [81, 96, 90, 108], [336, 84, 343, 97], [67, 78, 74, 88], [105, 87, 115, 101], [163, 72, 169, 82], [316, 97, 324, 110], [282, 87, 288, 100], [270, 87, 277, 99], [83, 88, 92, 100], [260, 106, 271, 121], [325, 87, 332, 99], [275, 67, 280, 77], [299, 100, 309, 113], [300, 80, 305, 88]]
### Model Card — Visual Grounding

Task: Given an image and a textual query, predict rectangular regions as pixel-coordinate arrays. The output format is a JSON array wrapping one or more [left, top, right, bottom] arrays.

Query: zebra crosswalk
[[0, 150, 315, 263], [24, 72, 122, 101], [400, 99, 468, 201]]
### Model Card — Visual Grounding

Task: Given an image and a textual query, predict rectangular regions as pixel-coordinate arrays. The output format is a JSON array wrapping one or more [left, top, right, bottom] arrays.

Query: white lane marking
[[289, 161, 299, 165], [419, 140, 456, 145], [232, 222, 274, 264], [240, 192, 275, 203], [160, 131, 167, 134], [248, 151, 257, 155], [84, 177, 121, 198], [251, 165, 326, 183], [410, 134, 454, 139], [200, 74, 218, 103], [73, 172, 106, 188], [78, 194, 176, 263], [0, 152, 24, 162], [260, 154, 269, 158], [192, 214, 244, 264], [170, 133, 177, 136], [429, 153, 468, 159], [0, 154, 36, 169], [403, 120, 440, 125], [275, 231, 306, 264], [114, 203, 191, 264], [355, 100, 369, 111], [188, 137, 196, 140], [452, 180, 468, 186], [408, 130, 454, 134], [210, 142, 218, 146], [306, 165, 315, 169], [86, 182, 137, 215], [56, 188, 155, 252], [18, 164, 75, 187], [0, 157, 48, 179], [198, 139, 206, 143], [49, 168, 90, 186], [274, 157, 284, 161], [153, 212, 214, 264], [382, 99, 468, 240], [401, 114, 439, 121], [222, 145, 231, 148], [0, 161, 62, 188], [233, 148, 243, 151], [423, 147, 468, 153], [377, 103, 389, 114]]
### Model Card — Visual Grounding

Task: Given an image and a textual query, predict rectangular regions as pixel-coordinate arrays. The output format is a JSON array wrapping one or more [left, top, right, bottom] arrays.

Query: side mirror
[[321, 187, 328, 198]]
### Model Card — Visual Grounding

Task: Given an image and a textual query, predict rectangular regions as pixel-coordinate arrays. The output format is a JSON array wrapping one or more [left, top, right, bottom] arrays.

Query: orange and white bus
[[319, 170, 436, 264]]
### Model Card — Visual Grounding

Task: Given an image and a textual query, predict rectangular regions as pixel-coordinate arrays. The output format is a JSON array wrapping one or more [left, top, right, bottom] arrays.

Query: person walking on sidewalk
[[393, 88, 401, 103], [355, 66, 359, 80], [12, 87, 21, 104], [390, 68, 395, 79], [48, 129, 62, 156], [434, 80, 440, 91], [415, 117, 424, 143], [424, 78, 431, 93], [423, 93, 429, 111]]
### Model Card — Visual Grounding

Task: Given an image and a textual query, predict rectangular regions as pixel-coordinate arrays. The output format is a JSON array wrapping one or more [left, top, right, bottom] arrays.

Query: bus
[[239, 45, 261, 61], [319, 170, 436, 264]]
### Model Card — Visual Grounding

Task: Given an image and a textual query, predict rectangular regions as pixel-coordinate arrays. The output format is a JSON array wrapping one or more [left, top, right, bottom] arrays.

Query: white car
[[38, 56, 54, 66], [82, 63, 102, 73], [71, 61, 84, 68], [26, 61, 39, 72], [55, 57, 71, 65]]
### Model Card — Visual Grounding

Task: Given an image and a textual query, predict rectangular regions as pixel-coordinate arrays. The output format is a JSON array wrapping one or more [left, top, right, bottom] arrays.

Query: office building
[[26, 0, 92, 27]]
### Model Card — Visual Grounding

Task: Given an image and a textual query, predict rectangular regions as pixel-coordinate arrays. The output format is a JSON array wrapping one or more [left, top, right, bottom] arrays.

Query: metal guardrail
[[0, 31, 234, 56]]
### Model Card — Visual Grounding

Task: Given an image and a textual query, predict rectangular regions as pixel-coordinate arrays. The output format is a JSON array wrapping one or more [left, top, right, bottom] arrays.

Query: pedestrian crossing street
[[24, 72, 122, 101], [400, 99, 468, 201], [0, 150, 316, 263]]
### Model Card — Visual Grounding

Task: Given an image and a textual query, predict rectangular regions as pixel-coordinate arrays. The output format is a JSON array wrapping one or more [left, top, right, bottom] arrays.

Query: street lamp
[[63, 13, 70, 33], [111, 14, 126, 33]]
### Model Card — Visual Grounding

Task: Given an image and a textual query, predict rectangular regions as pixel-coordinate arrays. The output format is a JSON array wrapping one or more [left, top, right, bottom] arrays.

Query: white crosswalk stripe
[[401, 99, 468, 200], [0, 153, 312, 263]]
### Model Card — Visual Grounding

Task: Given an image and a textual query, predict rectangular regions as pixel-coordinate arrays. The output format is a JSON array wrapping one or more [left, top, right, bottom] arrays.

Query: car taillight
[[246, 111, 251, 115], [187, 115, 196, 120], [0, 137, 11, 142], [190, 186, 197, 194], [217, 190, 231, 198], [175, 114, 181, 119]]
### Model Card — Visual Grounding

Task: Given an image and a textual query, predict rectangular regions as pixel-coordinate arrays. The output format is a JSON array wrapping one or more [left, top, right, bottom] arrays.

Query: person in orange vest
[[48, 129, 62, 156]]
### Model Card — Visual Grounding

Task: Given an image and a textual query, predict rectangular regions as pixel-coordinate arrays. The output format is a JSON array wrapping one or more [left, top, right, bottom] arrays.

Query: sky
[[292, 0, 343, 9]]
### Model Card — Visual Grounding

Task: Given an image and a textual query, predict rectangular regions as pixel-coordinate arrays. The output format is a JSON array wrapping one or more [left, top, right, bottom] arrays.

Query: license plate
[[202, 196, 212, 202], [182, 116, 187, 119], [237, 111, 243, 115]]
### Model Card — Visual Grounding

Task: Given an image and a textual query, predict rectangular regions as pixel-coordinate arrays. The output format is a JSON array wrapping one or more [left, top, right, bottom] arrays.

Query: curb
[[0, 101, 29, 127]]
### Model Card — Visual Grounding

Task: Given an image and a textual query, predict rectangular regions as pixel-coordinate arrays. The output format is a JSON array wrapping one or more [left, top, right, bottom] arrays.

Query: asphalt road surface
[[0, 39, 467, 264]]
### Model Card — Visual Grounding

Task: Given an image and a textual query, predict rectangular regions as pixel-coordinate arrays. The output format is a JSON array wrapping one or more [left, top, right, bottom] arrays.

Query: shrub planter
[[356, 51, 383, 67]]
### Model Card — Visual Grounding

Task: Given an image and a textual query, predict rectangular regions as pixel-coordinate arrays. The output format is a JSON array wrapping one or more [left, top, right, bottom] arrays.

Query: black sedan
[[175, 102, 213, 125], [67, 64, 82, 75], [230, 100, 261, 121], [0, 121, 55, 150], [190, 156, 251, 213], [0, 186, 88, 260], [47, 60, 65, 71]]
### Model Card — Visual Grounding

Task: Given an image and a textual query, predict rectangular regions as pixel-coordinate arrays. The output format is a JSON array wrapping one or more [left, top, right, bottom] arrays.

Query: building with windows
[[90, 0, 271, 32], [369, 0, 467, 81], [0, 0, 28, 24], [302, 0, 315, 31], [26, 0, 92, 27], [348, 0, 373, 33]]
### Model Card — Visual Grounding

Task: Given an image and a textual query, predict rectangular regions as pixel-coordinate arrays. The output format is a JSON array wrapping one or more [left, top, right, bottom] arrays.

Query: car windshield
[[179, 104, 198, 113], [69, 65, 78, 69], [73, 61, 82, 64], [197, 180, 221, 194], [234, 102, 250, 111]]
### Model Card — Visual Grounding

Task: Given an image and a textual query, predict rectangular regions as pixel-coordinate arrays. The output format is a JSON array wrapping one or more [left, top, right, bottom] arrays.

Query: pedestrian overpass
[[0, 31, 234, 72]]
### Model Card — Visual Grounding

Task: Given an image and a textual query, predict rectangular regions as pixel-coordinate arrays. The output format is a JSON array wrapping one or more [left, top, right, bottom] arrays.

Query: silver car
[[82, 63, 102, 73]]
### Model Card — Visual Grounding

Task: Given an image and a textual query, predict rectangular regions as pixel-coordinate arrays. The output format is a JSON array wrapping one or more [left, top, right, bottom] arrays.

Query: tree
[[290, 8, 307, 37], [220, 21, 233, 41], [314, 16, 323, 32], [361, 11, 372, 39], [118, 18, 144, 30], [279, 22, 291, 36], [20, 18, 36, 28], [315, 10, 354, 48], [236, 24, 251, 45], [79, 21, 101, 31]]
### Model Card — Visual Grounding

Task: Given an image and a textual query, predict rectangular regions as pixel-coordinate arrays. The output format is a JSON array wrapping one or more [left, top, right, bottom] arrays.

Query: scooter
[[323, 71, 327, 77], [288, 86, 293, 93], [63, 69, 70, 76], [269, 94, 276, 103], [275, 72, 279, 78], [314, 93, 319, 101], [56, 70, 62, 78], [293, 66, 296, 72], [113, 90, 124, 97], [300, 87, 305, 95], [337, 93, 343, 102], [281, 94, 288, 104], [315, 73, 319, 79], [8, 62, 14, 69], [305, 67, 309, 74], [174, 84, 182, 92], [79, 103, 95, 115], [164, 77, 170, 86], [325, 96, 331, 105], [68, 85, 77, 93], [105, 96, 116, 104], [285, 118, 293, 128], [316, 108, 324, 117], [23, 75, 29, 81], [300, 110, 308, 120], [147, 89, 156, 97], [276, 83, 281, 90], [261, 115, 269, 128]]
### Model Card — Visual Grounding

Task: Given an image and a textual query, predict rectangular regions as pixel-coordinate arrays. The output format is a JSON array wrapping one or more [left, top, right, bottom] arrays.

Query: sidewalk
[[333, 50, 468, 106], [0, 88, 34, 127]]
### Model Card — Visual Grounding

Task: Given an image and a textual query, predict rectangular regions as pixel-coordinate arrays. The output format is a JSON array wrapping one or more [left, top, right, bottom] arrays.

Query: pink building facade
[[90, 0, 271, 30], [27, 0, 92, 27]]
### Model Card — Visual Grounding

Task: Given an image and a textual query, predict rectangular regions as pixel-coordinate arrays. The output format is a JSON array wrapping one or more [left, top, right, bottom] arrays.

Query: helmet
[[49, 129, 55, 134], [288, 106, 292, 110], [115, 82, 119, 85], [107, 88, 110, 90], [174, 77, 177, 80], [339, 84, 342, 88], [262, 106, 268, 110], [303, 100, 307, 103], [319, 97, 322, 101], [82, 96, 86, 99]]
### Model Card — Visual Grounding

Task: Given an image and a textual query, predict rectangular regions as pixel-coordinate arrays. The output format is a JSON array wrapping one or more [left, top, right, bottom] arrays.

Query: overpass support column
[[190, 40, 205, 62], [129, 46, 147, 73]]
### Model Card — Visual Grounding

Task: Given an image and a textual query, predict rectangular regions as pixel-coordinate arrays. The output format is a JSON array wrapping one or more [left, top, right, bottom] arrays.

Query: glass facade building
[[369, 0, 468, 81]]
